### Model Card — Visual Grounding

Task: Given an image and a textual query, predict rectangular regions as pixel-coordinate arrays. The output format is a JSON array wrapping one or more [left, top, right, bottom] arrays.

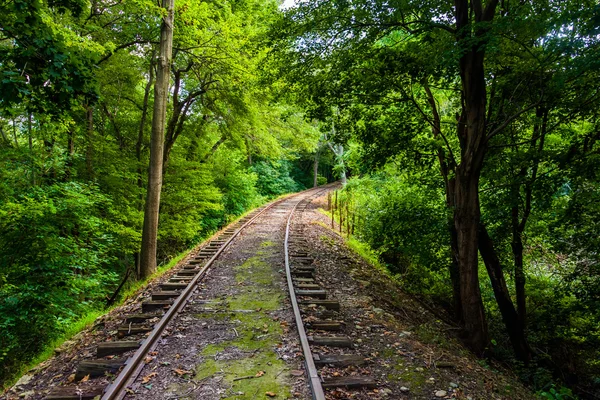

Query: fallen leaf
[[80, 374, 90, 383], [266, 392, 277, 397], [255, 370, 265, 377], [142, 372, 157, 383], [290, 370, 304, 377], [67, 374, 75, 383], [144, 356, 154, 364], [174, 368, 192, 376]]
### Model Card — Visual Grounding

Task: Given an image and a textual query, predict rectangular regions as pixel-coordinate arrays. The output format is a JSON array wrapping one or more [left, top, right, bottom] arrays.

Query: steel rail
[[102, 195, 293, 400], [284, 189, 328, 400]]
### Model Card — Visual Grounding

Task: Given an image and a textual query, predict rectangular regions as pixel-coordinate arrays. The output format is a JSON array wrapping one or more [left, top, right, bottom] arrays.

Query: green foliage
[[537, 385, 576, 400], [341, 172, 452, 302], [250, 160, 305, 197], [0, 182, 120, 373]]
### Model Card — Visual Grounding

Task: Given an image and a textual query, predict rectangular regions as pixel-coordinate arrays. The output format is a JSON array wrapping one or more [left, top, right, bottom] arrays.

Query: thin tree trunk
[[86, 106, 94, 178], [313, 150, 319, 187], [65, 127, 75, 180], [28, 113, 35, 186], [479, 223, 531, 362], [0, 125, 9, 145], [12, 118, 19, 148], [424, 80, 462, 322], [139, 0, 174, 280]]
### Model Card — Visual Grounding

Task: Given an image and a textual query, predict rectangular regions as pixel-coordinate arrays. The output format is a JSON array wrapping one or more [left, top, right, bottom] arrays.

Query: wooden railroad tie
[[307, 321, 344, 331], [321, 376, 377, 389], [125, 313, 162, 323], [295, 289, 327, 299], [313, 353, 366, 366], [117, 324, 152, 337], [160, 282, 188, 291], [97, 341, 141, 357], [75, 359, 125, 380], [151, 291, 181, 301], [45, 385, 106, 400], [308, 335, 353, 347], [299, 300, 340, 310], [142, 300, 173, 312]]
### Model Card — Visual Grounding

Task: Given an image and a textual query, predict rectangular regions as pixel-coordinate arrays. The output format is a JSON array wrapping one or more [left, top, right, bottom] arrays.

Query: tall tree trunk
[[65, 127, 75, 180], [135, 54, 155, 277], [12, 118, 19, 148], [313, 150, 319, 187], [511, 107, 548, 327], [85, 106, 94, 179], [424, 81, 462, 321], [452, 0, 498, 355], [28, 113, 35, 186], [139, 0, 174, 280], [479, 223, 531, 362], [454, 161, 488, 355], [137, 55, 155, 206]]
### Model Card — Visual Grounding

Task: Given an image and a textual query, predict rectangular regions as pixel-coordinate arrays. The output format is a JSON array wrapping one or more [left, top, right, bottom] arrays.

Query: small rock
[[382, 388, 393, 395], [18, 390, 34, 398], [415, 367, 424, 372], [449, 382, 459, 388], [435, 390, 448, 398], [13, 374, 33, 388], [400, 386, 409, 392]]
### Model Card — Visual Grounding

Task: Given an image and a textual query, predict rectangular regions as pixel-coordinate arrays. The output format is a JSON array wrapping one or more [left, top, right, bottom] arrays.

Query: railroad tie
[[125, 313, 162, 323], [295, 289, 327, 299], [299, 299, 340, 310], [308, 335, 353, 347], [142, 300, 173, 312], [313, 353, 366, 366], [75, 359, 125, 380], [45, 385, 106, 400], [97, 341, 141, 357], [151, 291, 181, 301], [160, 282, 188, 291], [307, 321, 344, 331], [321, 376, 377, 389]]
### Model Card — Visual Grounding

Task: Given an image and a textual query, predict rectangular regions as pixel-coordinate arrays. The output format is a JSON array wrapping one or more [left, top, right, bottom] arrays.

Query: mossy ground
[[192, 242, 292, 399]]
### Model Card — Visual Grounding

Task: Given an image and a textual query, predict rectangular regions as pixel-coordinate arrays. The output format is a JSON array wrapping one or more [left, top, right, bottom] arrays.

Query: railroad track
[[41, 185, 335, 400], [285, 194, 377, 399]]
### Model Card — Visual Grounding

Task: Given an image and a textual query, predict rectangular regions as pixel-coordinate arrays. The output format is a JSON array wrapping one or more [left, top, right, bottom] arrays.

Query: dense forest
[[1, 0, 599, 398]]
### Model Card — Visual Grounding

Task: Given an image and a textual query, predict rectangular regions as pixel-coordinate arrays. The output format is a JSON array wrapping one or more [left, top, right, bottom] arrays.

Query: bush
[[0, 182, 119, 379]]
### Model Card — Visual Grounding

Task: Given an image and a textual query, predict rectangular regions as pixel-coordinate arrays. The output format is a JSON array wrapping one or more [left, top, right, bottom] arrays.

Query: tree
[[139, 0, 174, 279], [271, 0, 599, 358]]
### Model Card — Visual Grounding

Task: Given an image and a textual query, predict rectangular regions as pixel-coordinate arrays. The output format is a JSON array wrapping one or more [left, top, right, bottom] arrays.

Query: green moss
[[196, 349, 290, 399], [235, 255, 277, 286], [191, 244, 291, 399], [398, 368, 428, 389]]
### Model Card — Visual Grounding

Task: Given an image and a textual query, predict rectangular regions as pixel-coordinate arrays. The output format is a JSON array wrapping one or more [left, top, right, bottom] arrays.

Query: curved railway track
[[41, 185, 335, 400]]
